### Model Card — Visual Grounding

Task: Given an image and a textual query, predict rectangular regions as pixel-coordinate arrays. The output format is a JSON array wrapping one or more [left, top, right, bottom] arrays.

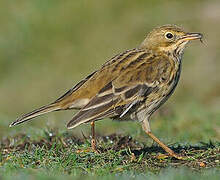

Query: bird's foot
[[75, 147, 100, 154], [169, 152, 184, 160], [156, 153, 184, 160]]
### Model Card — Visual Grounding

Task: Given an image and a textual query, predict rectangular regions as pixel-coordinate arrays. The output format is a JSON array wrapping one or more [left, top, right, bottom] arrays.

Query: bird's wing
[[66, 80, 155, 129], [66, 51, 168, 129], [52, 48, 145, 109], [10, 48, 146, 127]]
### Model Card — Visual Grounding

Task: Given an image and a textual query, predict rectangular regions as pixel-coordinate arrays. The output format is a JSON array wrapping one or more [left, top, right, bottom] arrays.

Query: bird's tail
[[9, 103, 61, 127]]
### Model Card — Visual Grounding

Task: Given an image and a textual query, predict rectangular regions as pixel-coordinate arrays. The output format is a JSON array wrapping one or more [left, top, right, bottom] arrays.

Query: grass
[[1, 101, 219, 179], [0, 127, 219, 179], [0, 103, 219, 179]]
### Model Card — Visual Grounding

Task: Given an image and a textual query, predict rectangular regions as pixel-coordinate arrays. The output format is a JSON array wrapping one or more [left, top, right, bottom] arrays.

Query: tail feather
[[9, 104, 60, 127]]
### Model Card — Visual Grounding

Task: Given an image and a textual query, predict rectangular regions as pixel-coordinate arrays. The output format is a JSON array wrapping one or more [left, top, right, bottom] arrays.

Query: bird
[[10, 24, 202, 159]]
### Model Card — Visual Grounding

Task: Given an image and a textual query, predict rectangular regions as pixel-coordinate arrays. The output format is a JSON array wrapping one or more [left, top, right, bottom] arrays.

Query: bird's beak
[[181, 33, 203, 41]]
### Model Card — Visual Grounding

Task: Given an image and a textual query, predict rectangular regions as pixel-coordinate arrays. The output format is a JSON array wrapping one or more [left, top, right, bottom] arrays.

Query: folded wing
[[67, 80, 154, 129]]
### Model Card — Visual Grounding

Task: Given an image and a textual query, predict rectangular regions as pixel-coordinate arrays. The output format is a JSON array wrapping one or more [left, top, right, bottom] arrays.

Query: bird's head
[[140, 25, 203, 55]]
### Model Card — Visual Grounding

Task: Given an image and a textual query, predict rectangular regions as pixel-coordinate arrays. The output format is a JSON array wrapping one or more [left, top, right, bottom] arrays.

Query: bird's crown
[[140, 24, 202, 52]]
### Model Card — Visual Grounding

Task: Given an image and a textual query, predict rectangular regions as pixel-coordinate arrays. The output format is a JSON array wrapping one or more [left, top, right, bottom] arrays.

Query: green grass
[[1, 100, 219, 179], [1, 102, 219, 179], [0, 127, 219, 179]]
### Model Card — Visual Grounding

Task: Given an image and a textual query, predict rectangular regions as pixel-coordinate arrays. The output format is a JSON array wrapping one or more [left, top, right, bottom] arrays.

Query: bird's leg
[[90, 121, 97, 152], [146, 132, 183, 159], [142, 119, 182, 159]]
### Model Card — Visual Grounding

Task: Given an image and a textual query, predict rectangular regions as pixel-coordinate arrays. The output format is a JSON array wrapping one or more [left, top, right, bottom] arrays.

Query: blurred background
[[0, 0, 219, 144]]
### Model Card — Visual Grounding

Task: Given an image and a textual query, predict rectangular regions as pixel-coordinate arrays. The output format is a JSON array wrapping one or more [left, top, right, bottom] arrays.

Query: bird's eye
[[165, 32, 174, 39]]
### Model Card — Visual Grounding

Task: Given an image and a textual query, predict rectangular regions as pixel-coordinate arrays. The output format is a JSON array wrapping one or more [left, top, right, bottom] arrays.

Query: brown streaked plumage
[[10, 25, 203, 158]]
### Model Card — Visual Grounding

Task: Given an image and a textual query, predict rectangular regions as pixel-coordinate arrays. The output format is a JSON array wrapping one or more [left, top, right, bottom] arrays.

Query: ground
[[0, 128, 219, 179]]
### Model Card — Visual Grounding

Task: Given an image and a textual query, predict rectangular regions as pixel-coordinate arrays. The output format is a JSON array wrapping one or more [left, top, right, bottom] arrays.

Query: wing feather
[[67, 81, 154, 129], [67, 82, 118, 128]]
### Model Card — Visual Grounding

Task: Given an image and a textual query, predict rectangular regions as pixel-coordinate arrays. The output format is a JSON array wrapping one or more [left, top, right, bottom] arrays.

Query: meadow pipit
[[10, 25, 202, 159]]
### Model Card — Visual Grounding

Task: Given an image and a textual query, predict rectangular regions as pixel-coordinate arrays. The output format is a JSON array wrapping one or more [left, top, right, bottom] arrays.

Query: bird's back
[[54, 48, 147, 109], [66, 48, 180, 128]]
